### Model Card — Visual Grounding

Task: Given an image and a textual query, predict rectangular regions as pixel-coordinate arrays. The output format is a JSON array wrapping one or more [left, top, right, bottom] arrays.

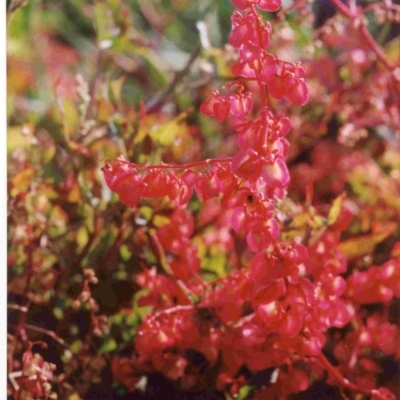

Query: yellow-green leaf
[[328, 193, 345, 226], [11, 167, 34, 196], [76, 226, 89, 252], [149, 110, 189, 147], [99, 338, 117, 354], [68, 394, 82, 400], [339, 231, 393, 259], [119, 244, 132, 261], [8, 126, 28, 153]]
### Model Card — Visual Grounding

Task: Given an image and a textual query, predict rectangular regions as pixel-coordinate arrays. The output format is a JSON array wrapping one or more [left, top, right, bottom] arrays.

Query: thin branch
[[8, 304, 28, 313], [84, 49, 104, 121], [9, 323, 68, 348], [145, 44, 202, 114], [149, 229, 206, 299], [96, 224, 128, 273], [76, 212, 100, 267]]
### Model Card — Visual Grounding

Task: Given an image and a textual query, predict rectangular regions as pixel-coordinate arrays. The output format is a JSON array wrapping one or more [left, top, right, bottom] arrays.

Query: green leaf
[[149, 110, 189, 147], [203, 244, 227, 279], [76, 227, 89, 252], [236, 385, 253, 400], [126, 312, 138, 327], [328, 193, 345, 226], [119, 244, 132, 261], [70, 340, 83, 354], [225, 385, 253, 400], [53, 307, 64, 320], [99, 337, 117, 354], [94, 2, 111, 43]]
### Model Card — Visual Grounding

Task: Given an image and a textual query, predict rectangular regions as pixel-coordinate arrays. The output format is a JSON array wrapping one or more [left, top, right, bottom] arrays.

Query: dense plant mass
[[7, 0, 400, 399]]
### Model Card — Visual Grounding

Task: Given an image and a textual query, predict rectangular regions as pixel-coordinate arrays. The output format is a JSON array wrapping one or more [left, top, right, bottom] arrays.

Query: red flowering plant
[[102, 1, 400, 399], [7, 0, 400, 399]]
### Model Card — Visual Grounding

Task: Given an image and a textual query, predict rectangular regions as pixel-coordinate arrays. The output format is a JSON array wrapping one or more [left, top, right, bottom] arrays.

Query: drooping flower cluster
[[103, 1, 398, 399]]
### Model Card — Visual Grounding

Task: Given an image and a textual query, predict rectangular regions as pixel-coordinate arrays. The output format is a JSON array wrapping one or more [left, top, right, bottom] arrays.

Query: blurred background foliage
[[7, 0, 400, 399]]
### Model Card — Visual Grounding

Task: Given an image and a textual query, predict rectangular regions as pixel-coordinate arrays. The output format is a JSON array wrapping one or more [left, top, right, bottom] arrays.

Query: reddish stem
[[317, 353, 387, 399], [117, 157, 233, 171], [260, 84, 268, 108], [358, 25, 396, 71], [249, 5, 264, 46], [329, 0, 396, 71], [150, 229, 207, 291]]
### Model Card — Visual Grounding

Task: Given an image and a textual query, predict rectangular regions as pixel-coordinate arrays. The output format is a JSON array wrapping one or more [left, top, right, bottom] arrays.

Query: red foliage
[[8, 0, 400, 398], [102, 1, 400, 399]]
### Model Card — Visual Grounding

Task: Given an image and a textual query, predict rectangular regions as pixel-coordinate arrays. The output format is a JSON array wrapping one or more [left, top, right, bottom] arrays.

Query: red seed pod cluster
[[9, 344, 57, 399], [102, 1, 399, 399], [346, 259, 400, 304]]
